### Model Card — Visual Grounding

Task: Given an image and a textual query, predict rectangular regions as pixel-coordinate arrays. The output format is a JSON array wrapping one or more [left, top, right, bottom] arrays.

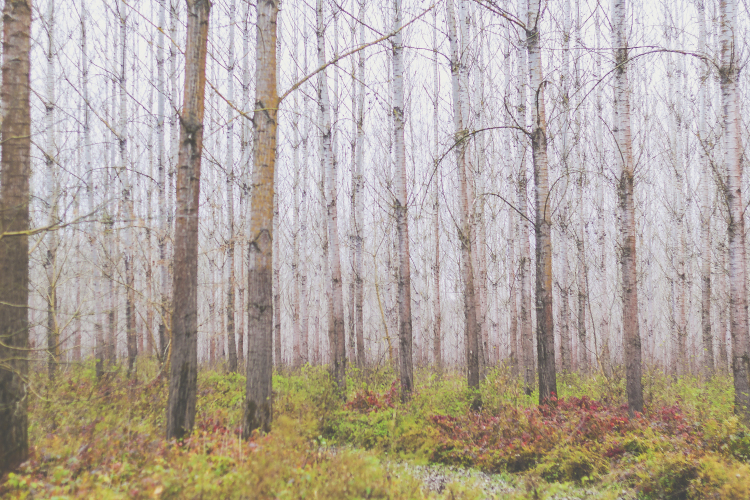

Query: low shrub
[[534, 445, 608, 484]]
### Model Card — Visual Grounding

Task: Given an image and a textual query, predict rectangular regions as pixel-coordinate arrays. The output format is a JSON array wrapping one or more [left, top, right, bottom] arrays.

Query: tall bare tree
[[697, 0, 713, 376], [166, 0, 211, 440], [527, 0, 556, 402], [0, 0, 32, 472], [613, 0, 643, 415], [244, 0, 279, 435], [351, 0, 366, 368], [45, 0, 60, 379], [447, 0, 480, 390], [719, 0, 750, 421], [393, 0, 414, 399], [432, 2, 442, 371], [225, 0, 238, 373], [317, 0, 346, 391]]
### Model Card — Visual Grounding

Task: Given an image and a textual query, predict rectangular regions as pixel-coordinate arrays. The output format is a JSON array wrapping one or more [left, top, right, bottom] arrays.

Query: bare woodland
[[3, 0, 750, 473]]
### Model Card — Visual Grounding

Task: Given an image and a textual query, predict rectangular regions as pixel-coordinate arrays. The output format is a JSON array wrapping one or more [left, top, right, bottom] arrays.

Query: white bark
[[719, 0, 750, 421]]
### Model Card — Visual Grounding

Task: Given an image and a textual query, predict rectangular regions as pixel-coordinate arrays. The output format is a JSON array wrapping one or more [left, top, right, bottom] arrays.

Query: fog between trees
[[2, 0, 750, 471]]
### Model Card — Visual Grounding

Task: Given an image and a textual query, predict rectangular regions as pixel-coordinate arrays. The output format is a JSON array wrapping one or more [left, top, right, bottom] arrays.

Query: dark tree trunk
[[0, 0, 32, 472], [244, 0, 278, 436], [165, 0, 210, 440]]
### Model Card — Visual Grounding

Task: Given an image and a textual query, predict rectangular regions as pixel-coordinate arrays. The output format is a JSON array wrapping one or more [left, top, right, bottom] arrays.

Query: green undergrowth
[[2, 360, 750, 499]]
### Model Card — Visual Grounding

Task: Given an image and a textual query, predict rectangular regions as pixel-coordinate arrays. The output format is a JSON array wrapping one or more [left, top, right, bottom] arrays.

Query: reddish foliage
[[345, 380, 399, 413]]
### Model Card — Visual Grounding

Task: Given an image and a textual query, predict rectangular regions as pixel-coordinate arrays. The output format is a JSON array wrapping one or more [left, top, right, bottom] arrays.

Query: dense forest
[[2, 0, 750, 497]]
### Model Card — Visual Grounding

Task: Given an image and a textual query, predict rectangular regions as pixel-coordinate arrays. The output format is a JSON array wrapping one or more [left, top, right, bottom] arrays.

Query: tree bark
[[317, 0, 346, 392], [225, 0, 238, 373], [527, 0, 556, 403], [118, 0, 137, 377], [393, 0, 414, 400], [432, 3, 442, 371], [352, 0, 366, 368], [515, 1, 534, 391], [292, 21, 302, 368], [447, 0, 480, 391], [82, 0, 104, 375], [697, 0, 713, 377], [613, 0, 643, 415], [300, 23, 310, 365], [719, 0, 750, 422], [45, 0, 60, 380], [0, 0, 31, 472], [165, 0, 210, 440], [244, 0, 278, 435]]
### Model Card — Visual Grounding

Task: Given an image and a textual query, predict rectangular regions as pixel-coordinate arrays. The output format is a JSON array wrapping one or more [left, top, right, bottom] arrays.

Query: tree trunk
[[224, 0, 238, 373], [45, 0, 60, 380], [515, 2, 534, 391], [118, 0, 137, 377], [238, 0, 251, 372], [300, 24, 310, 365], [559, 0, 572, 374], [527, 0, 556, 403], [447, 0, 480, 391], [0, 0, 31, 472], [432, 3, 442, 371], [317, 0, 346, 392], [351, 0, 366, 368], [719, 0, 750, 422], [156, 0, 169, 364], [165, 0, 210, 440], [273, 29, 282, 370], [393, 0, 414, 399], [697, 0, 713, 377], [244, 0, 278, 435], [613, 0, 643, 415], [292, 23, 302, 368], [560, 219, 571, 373], [82, 0, 104, 375]]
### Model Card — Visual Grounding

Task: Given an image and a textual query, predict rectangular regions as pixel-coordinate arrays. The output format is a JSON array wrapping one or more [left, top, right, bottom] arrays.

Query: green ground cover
[[2, 361, 750, 499]]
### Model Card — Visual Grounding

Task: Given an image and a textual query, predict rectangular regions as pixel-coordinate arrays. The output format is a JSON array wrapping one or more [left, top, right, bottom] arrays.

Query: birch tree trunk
[[447, 0, 480, 390], [225, 0, 238, 373], [118, 0, 137, 376], [82, 0, 104, 375], [157, 0, 169, 363], [317, 0, 346, 391], [472, 5, 489, 371], [238, 0, 251, 371], [0, 0, 31, 472], [244, 0, 278, 435], [558, 0, 572, 374], [698, 0, 713, 376], [613, 0, 643, 415], [45, 0, 60, 379], [719, 0, 750, 422], [516, 0, 534, 391], [574, 0, 587, 375], [293, 21, 302, 368], [106, 19, 117, 365], [300, 22, 310, 365], [353, 0, 366, 368], [527, 0, 556, 403], [432, 3, 442, 371], [393, 0, 414, 399], [165, 0, 210, 440]]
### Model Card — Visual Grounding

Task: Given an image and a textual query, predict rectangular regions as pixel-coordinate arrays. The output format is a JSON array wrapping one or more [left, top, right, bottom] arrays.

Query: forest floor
[[2, 361, 750, 499]]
